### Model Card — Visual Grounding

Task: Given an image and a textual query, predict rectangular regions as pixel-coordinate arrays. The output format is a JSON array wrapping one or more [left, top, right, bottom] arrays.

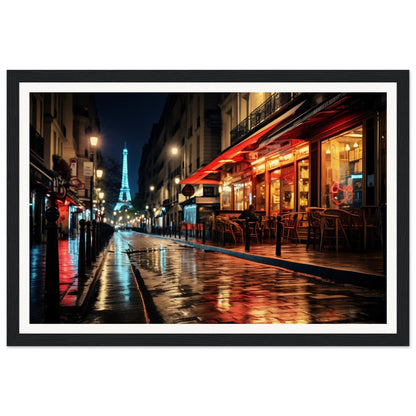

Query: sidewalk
[[30, 235, 121, 323], [135, 232, 385, 290]]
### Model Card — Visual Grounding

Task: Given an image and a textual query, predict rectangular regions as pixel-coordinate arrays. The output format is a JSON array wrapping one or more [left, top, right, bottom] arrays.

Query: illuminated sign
[[331, 181, 353, 205], [182, 184, 195, 197]]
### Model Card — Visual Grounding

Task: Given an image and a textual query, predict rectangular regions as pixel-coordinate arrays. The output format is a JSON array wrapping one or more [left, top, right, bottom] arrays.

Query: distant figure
[[239, 205, 259, 222]]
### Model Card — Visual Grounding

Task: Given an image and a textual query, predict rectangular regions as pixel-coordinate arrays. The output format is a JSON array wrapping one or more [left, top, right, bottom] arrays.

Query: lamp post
[[89, 136, 98, 221], [171, 146, 183, 234], [98, 191, 105, 222]]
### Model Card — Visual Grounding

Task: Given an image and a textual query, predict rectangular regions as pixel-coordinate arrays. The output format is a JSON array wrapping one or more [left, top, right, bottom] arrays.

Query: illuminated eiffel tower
[[114, 143, 134, 211]]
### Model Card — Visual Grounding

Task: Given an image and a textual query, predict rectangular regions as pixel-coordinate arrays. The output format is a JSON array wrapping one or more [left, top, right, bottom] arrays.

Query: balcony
[[230, 93, 294, 145]]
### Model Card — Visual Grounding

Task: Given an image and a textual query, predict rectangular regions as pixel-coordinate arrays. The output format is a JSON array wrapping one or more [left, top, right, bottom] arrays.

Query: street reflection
[[122, 232, 386, 324], [30, 236, 79, 323]]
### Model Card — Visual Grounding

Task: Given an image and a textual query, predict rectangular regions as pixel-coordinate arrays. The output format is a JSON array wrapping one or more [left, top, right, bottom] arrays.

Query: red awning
[[181, 93, 365, 185], [181, 100, 306, 185]]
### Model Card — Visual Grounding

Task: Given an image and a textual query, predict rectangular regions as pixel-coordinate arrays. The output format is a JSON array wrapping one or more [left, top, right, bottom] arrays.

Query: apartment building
[[138, 93, 223, 231], [30, 93, 100, 243]]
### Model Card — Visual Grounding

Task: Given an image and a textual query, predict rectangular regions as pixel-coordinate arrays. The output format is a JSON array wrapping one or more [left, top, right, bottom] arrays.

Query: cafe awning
[[181, 99, 307, 185], [181, 92, 368, 185]]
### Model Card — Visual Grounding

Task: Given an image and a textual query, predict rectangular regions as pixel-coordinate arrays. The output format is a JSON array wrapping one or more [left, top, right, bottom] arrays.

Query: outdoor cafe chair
[[229, 220, 244, 244], [319, 210, 351, 253], [261, 216, 275, 241], [361, 205, 383, 250], [282, 213, 299, 243], [306, 207, 324, 250], [324, 208, 363, 249]]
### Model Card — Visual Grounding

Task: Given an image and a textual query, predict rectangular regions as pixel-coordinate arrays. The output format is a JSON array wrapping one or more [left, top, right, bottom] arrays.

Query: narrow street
[[83, 231, 386, 324]]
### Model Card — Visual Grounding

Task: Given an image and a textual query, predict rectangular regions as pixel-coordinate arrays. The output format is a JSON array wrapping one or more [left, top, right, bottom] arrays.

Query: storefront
[[183, 93, 386, 218], [221, 142, 310, 216], [321, 126, 363, 209]]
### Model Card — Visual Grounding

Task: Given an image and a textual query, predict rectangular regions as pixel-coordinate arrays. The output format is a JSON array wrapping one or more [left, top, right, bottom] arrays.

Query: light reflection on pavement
[[119, 231, 386, 324]]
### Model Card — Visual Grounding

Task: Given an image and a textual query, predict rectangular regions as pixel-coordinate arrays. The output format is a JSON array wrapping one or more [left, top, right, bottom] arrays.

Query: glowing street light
[[89, 136, 99, 220], [90, 136, 98, 147], [171, 147, 179, 155], [149, 185, 155, 191]]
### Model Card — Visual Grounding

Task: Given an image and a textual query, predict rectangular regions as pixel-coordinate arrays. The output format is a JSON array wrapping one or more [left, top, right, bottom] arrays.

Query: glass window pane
[[298, 159, 309, 211], [321, 126, 363, 208], [270, 169, 281, 215]]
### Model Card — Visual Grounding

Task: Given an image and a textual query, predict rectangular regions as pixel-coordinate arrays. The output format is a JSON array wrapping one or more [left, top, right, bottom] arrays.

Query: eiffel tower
[[114, 143, 134, 211]]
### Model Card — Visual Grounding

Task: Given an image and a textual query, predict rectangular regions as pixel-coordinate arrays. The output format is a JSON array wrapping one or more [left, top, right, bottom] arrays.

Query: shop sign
[[267, 158, 280, 170], [182, 184, 195, 197], [70, 158, 78, 177], [254, 164, 265, 174], [331, 181, 353, 205], [84, 161, 93, 177]]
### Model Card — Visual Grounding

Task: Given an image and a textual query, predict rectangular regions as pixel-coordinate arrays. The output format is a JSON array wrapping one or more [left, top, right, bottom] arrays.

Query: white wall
[[1, 2, 414, 416]]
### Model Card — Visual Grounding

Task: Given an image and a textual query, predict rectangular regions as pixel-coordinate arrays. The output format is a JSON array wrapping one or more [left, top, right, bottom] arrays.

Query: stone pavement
[[82, 233, 148, 323], [30, 228, 385, 324], [120, 231, 386, 324], [132, 231, 385, 289]]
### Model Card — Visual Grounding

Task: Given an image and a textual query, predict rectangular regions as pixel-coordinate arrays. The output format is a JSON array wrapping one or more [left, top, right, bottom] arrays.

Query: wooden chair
[[320, 210, 350, 252], [229, 220, 244, 244], [306, 207, 324, 250], [261, 217, 275, 241], [248, 221, 260, 243], [295, 211, 309, 243], [361, 205, 382, 250], [282, 213, 299, 243], [216, 217, 236, 245]]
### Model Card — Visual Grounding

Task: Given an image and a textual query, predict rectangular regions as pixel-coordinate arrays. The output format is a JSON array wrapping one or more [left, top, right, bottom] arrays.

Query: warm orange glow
[[90, 136, 98, 147]]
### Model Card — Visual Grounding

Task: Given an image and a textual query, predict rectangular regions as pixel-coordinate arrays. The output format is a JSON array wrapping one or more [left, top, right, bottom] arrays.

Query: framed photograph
[[7, 70, 409, 346]]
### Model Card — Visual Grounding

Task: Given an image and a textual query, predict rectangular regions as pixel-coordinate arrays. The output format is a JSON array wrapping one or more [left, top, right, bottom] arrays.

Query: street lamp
[[89, 136, 99, 220]]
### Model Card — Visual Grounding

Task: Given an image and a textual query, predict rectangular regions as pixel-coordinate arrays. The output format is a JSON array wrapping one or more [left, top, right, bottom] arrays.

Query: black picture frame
[[7, 70, 409, 346]]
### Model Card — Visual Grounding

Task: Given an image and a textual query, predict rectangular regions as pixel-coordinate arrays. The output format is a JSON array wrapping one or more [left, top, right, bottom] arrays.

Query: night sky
[[94, 93, 168, 196]]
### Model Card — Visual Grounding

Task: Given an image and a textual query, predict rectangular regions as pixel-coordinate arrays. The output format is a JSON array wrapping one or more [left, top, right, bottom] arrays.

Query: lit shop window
[[297, 159, 309, 212], [255, 173, 266, 211], [233, 180, 252, 210], [270, 169, 281, 215], [281, 164, 295, 213], [321, 126, 363, 208], [221, 185, 232, 209]]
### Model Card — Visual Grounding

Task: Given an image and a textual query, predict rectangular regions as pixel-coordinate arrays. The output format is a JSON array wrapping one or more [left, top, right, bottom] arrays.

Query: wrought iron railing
[[230, 93, 295, 145]]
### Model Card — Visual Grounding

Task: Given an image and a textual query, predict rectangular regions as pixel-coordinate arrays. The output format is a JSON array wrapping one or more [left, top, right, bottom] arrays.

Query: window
[[297, 159, 309, 211], [270, 169, 281, 215], [281, 164, 295, 213], [221, 185, 232, 209], [233, 180, 252, 211], [255, 173, 265, 210], [321, 126, 363, 208], [203, 186, 214, 197]]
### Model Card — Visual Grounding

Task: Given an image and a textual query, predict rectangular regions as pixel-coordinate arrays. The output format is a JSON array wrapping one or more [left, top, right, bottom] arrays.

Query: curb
[[134, 232, 386, 290]]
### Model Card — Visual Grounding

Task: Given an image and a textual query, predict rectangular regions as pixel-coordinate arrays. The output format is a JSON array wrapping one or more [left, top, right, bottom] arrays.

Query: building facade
[[138, 93, 223, 232], [30, 93, 101, 243], [183, 92, 386, 218]]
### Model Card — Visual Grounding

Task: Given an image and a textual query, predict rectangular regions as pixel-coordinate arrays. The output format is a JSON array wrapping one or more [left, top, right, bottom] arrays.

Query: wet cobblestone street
[[119, 231, 386, 324]]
